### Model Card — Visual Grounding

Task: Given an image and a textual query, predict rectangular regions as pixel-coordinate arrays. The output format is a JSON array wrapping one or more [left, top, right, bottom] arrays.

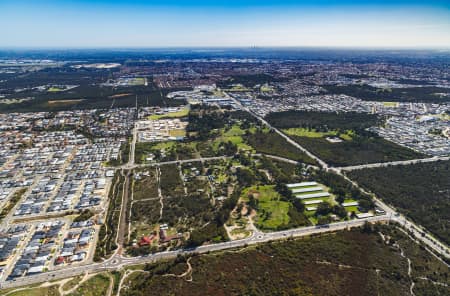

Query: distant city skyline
[[1, 0, 449, 48]]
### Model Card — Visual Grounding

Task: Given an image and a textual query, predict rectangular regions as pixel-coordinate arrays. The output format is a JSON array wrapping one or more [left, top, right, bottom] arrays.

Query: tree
[[317, 215, 332, 225], [358, 198, 374, 212], [292, 198, 305, 213], [361, 221, 374, 234], [219, 141, 238, 156], [274, 183, 293, 200], [235, 168, 255, 187], [332, 205, 347, 219], [248, 195, 258, 211], [335, 195, 345, 204], [315, 202, 332, 216]]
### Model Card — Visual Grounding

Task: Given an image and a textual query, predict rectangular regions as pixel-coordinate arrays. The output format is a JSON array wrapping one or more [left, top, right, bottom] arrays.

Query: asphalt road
[[227, 95, 449, 259], [0, 214, 391, 289], [2, 101, 449, 290], [336, 156, 450, 171], [11, 213, 447, 291], [117, 155, 232, 170]]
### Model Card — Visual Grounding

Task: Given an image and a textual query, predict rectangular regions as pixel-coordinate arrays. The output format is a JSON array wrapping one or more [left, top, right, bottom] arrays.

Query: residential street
[[1, 96, 448, 290]]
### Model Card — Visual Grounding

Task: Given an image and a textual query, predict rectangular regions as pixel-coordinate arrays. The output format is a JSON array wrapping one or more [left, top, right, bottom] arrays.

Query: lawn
[[345, 206, 359, 213], [342, 199, 360, 213]]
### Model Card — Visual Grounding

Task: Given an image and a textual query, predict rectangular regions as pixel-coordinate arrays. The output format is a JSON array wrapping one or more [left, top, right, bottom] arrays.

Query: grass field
[[152, 141, 176, 150], [148, 107, 189, 120], [169, 129, 187, 137], [283, 127, 354, 141], [130, 77, 145, 85], [213, 124, 254, 151], [47, 87, 64, 92], [224, 124, 246, 137], [283, 127, 338, 138], [241, 185, 290, 230], [260, 85, 274, 92], [223, 84, 251, 92], [382, 101, 399, 107]]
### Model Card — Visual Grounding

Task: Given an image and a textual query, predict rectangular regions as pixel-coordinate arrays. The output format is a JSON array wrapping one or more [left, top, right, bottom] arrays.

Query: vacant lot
[[133, 168, 159, 200], [159, 164, 184, 197], [67, 273, 111, 296], [348, 160, 450, 245]]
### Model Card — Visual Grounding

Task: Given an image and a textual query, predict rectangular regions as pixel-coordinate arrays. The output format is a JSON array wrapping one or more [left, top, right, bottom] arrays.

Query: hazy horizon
[[1, 0, 449, 48]]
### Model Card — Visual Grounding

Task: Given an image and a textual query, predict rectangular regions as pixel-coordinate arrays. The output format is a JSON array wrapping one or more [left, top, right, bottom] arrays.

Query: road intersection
[[1, 101, 449, 290]]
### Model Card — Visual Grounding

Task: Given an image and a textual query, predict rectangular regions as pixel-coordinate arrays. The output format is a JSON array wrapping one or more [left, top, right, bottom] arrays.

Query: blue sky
[[0, 0, 449, 48]]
